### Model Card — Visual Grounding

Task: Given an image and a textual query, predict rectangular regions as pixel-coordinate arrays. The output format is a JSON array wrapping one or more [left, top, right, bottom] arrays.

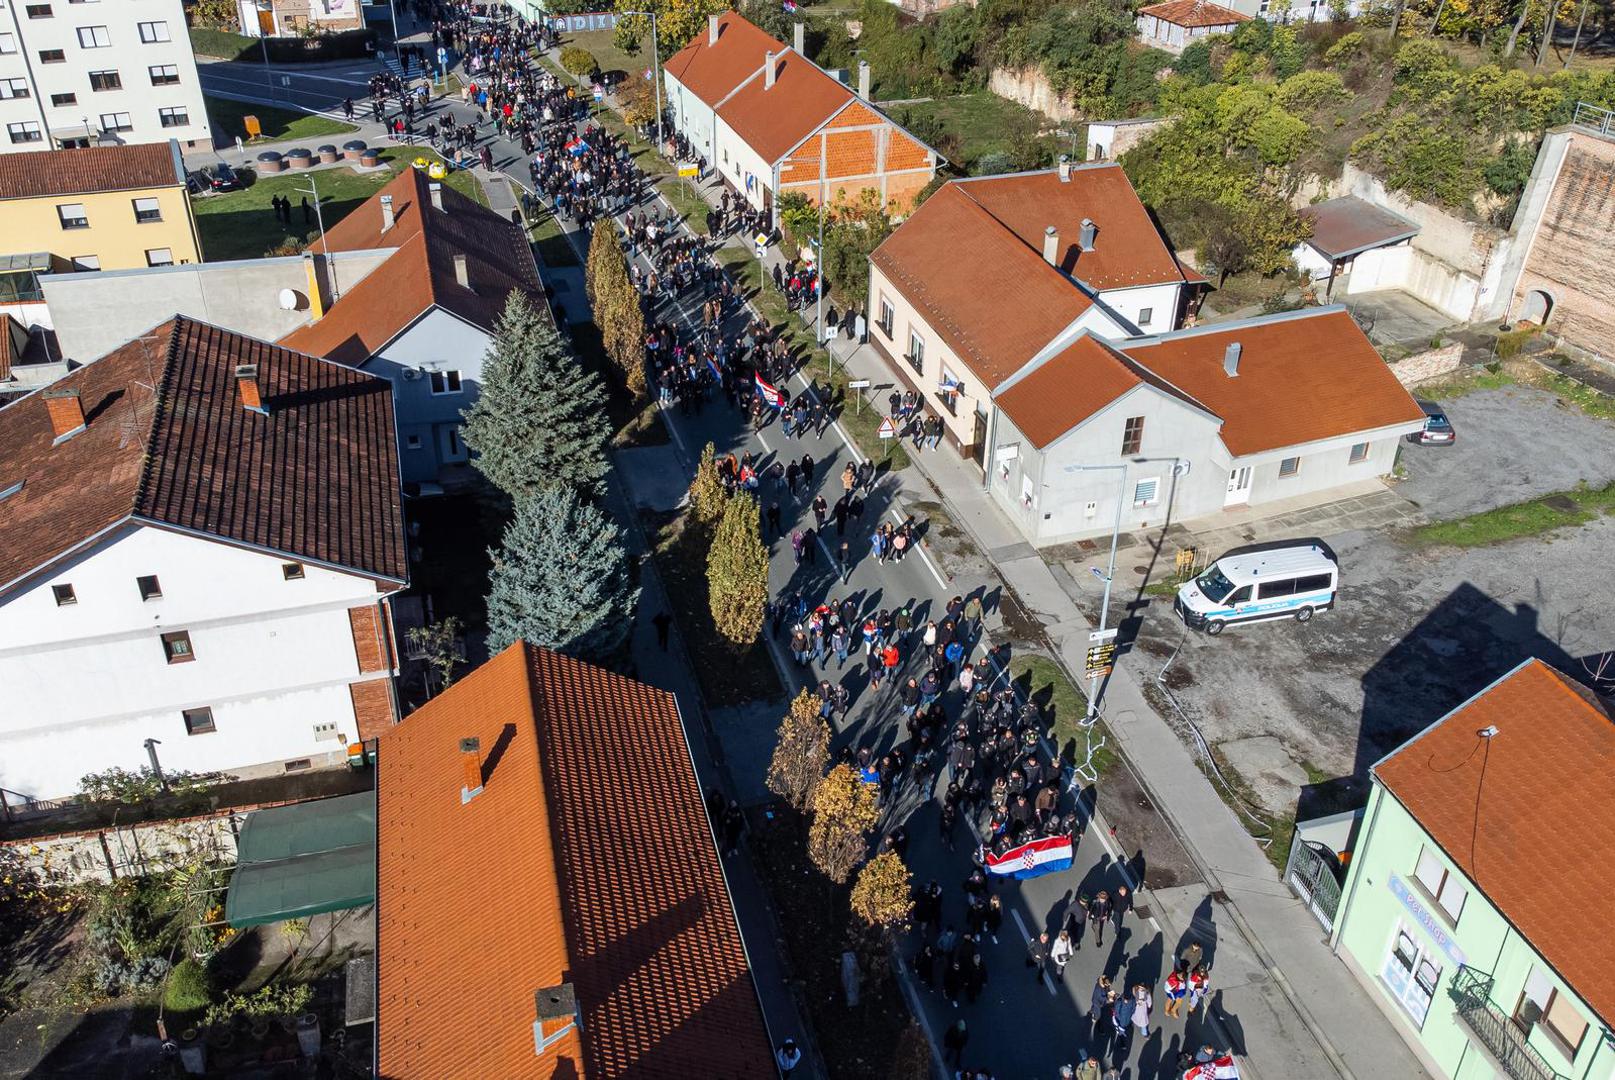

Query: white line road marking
[[1008, 908, 1059, 996]]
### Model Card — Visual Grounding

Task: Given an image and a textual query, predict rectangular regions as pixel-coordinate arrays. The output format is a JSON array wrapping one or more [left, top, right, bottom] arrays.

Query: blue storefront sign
[[1388, 873, 1466, 967], [549, 11, 620, 33]]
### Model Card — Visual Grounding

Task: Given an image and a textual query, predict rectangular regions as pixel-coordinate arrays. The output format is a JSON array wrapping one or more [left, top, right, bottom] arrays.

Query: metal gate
[[1285, 838, 1343, 933]]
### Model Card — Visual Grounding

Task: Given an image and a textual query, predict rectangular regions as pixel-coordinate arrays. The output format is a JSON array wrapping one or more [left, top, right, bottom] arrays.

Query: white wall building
[[0, 0, 210, 151], [0, 316, 408, 799]]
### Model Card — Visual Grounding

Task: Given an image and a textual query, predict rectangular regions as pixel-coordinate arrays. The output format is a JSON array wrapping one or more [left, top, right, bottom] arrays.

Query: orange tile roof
[[663, 11, 785, 108], [376, 642, 774, 1080], [1374, 659, 1615, 1026], [716, 52, 856, 166], [1138, 0, 1251, 26], [0, 141, 183, 200], [279, 169, 542, 365]]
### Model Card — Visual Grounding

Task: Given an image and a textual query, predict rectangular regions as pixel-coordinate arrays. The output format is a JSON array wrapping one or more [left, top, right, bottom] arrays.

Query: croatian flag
[[1183, 1055, 1240, 1080], [564, 136, 590, 157], [984, 834, 1073, 880], [707, 356, 723, 382], [755, 373, 785, 409]]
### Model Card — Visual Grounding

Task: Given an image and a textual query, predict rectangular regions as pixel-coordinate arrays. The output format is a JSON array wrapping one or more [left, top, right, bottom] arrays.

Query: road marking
[[1008, 908, 1058, 996]]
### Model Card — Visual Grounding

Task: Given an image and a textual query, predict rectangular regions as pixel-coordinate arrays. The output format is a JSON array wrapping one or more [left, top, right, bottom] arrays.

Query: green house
[[1323, 658, 1615, 1080]]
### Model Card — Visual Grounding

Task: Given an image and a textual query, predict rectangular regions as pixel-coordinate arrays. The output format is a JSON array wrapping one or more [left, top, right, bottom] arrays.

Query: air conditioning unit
[[401, 368, 421, 381]]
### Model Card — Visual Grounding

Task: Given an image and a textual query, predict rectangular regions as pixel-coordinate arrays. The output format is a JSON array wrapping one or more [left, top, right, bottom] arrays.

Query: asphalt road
[[198, 59, 381, 115]]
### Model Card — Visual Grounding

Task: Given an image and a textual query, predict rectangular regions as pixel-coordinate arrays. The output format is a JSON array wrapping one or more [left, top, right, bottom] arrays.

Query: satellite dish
[[278, 288, 299, 311]]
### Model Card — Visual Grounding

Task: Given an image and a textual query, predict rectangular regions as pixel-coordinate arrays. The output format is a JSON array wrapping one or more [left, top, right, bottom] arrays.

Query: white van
[[1174, 542, 1339, 635]]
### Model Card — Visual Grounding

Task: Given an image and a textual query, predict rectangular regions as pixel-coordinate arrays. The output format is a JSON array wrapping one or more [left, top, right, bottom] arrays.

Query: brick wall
[[1387, 343, 1462, 387], [1514, 132, 1615, 358], [350, 679, 396, 740], [349, 603, 388, 674], [775, 106, 936, 210]]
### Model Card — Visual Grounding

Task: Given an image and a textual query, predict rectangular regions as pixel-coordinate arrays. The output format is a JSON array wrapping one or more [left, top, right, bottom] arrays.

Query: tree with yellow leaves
[[767, 690, 831, 812], [849, 850, 914, 931], [807, 763, 879, 885], [687, 442, 727, 527]]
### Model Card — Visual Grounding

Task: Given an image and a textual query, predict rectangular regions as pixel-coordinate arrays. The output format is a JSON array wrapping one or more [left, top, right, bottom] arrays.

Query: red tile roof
[[1299, 196, 1420, 261], [0, 317, 407, 593], [663, 12, 785, 108], [0, 141, 184, 200], [1138, 0, 1251, 27], [278, 169, 542, 365], [1374, 659, 1615, 1026], [1118, 309, 1425, 455], [376, 642, 774, 1080], [716, 52, 856, 166]]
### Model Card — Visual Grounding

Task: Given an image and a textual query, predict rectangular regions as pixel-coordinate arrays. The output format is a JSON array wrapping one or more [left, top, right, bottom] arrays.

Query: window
[[182, 707, 215, 735], [145, 247, 174, 267], [25, 3, 51, 17], [72, 254, 99, 271], [50, 92, 76, 106], [1413, 846, 1467, 923], [38, 48, 64, 63], [7, 121, 43, 143], [283, 758, 312, 773], [0, 78, 30, 99], [160, 629, 194, 663], [88, 69, 119, 91], [131, 197, 161, 223], [405, 434, 423, 450], [1515, 967, 1588, 1054], [0, 33, 15, 54], [56, 202, 88, 228], [1122, 415, 1144, 455], [157, 105, 187, 128], [1278, 456, 1301, 478], [56, 134, 90, 149], [1138, 306, 1154, 327], [137, 20, 169, 43], [1132, 476, 1160, 507], [1257, 578, 1297, 600], [148, 63, 178, 86], [937, 366, 961, 415], [76, 24, 110, 47], [1381, 924, 1441, 1028], [99, 111, 130, 132], [906, 328, 925, 375], [282, 562, 305, 580], [445, 426, 463, 457], [428, 369, 462, 394], [136, 575, 162, 601], [878, 296, 894, 338], [1349, 441, 1370, 464], [1226, 585, 1252, 605], [52, 583, 77, 606], [1294, 573, 1333, 595]]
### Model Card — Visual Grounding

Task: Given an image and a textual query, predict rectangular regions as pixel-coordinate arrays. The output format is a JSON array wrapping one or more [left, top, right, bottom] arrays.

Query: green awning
[[224, 790, 376, 928]]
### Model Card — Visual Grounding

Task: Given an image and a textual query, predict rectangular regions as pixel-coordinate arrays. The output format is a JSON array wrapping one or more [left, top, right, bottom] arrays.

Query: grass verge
[[643, 510, 784, 707], [204, 96, 356, 145], [529, 207, 580, 268], [1543, 371, 1615, 422], [569, 321, 668, 448], [190, 27, 259, 60], [1409, 480, 1615, 548], [1007, 653, 1117, 777]]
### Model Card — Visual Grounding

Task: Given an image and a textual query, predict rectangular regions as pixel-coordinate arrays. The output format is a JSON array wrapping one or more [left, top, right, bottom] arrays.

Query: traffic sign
[[677, 163, 699, 177], [1089, 627, 1118, 642], [753, 232, 769, 258], [877, 416, 896, 439], [1084, 642, 1117, 679], [847, 379, 871, 389]]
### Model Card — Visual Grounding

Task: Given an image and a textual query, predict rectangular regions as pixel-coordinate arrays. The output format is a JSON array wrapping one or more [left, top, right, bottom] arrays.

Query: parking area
[[1111, 383, 1615, 817]]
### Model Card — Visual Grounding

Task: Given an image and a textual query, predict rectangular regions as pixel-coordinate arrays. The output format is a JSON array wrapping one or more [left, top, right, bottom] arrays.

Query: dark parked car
[[207, 162, 240, 192], [1408, 405, 1456, 445]]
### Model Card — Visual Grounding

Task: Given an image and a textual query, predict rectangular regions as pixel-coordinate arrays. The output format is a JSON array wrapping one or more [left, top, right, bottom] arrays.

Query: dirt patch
[[1091, 758, 1200, 894], [995, 585, 1046, 646]]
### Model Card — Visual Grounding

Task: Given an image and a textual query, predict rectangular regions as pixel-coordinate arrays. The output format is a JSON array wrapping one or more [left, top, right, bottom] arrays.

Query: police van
[[1174, 542, 1339, 635]]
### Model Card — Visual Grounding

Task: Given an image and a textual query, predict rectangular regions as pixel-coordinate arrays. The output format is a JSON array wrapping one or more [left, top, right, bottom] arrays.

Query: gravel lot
[[1130, 384, 1615, 817]]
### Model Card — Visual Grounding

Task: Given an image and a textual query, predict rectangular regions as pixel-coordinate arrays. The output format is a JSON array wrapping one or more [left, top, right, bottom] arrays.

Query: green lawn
[[528, 208, 580, 268], [193, 148, 483, 262], [1007, 653, 1117, 777], [205, 96, 357, 146], [554, 28, 653, 85], [891, 93, 1063, 173], [1409, 480, 1615, 548], [190, 26, 259, 61]]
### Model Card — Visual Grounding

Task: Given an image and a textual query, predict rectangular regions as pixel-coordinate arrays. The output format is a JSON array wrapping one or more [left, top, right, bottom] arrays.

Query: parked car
[[208, 162, 241, 192], [1408, 405, 1456, 445]]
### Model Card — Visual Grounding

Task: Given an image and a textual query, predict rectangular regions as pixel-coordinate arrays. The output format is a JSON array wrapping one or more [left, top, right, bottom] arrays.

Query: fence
[[1283, 837, 1344, 934]]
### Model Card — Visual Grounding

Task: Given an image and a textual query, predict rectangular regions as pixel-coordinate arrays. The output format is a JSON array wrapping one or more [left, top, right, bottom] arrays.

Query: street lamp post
[[1063, 462, 1128, 724]]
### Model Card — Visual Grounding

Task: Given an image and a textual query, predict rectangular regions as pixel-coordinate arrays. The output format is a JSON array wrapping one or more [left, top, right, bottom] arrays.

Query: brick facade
[[349, 679, 396, 740], [349, 602, 389, 674], [1514, 131, 1615, 356], [776, 102, 936, 213]]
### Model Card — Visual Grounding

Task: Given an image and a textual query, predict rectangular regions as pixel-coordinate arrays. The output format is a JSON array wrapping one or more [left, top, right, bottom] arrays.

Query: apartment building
[[0, 0, 209, 151]]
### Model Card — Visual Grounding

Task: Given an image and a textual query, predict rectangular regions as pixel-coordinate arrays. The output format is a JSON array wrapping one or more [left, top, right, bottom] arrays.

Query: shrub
[[165, 959, 213, 1013], [1323, 30, 1366, 67], [1277, 70, 1350, 112], [559, 46, 599, 80]]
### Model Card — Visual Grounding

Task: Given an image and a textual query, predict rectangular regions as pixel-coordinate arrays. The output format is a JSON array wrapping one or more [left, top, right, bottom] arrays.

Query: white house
[[1136, 0, 1250, 53], [985, 308, 1427, 544], [0, 0, 209, 150], [279, 167, 545, 485], [0, 316, 409, 799]]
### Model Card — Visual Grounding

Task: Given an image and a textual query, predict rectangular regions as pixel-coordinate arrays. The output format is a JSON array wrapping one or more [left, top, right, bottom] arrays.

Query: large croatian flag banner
[[983, 834, 1074, 880]]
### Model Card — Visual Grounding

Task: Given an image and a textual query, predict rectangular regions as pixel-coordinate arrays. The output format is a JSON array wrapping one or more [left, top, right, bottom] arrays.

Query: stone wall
[[988, 67, 1081, 123], [1387, 343, 1463, 387], [1511, 129, 1615, 360], [5, 811, 243, 886]]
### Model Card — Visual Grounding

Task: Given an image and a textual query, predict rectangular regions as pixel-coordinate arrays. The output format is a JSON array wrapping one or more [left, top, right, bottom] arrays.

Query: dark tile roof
[[376, 642, 775, 1079], [279, 169, 542, 364], [1299, 196, 1421, 261], [0, 317, 407, 593], [0, 142, 183, 200]]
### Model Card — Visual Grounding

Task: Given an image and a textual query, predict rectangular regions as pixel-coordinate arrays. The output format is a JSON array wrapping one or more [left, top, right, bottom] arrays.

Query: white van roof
[[1213, 543, 1337, 584]]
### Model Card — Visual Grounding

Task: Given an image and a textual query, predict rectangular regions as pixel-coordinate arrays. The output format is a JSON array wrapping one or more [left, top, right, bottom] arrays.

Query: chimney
[[708, 12, 720, 46], [429, 182, 444, 212], [793, 21, 804, 53], [764, 52, 777, 90], [533, 983, 578, 1056], [302, 252, 325, 320], [235, 363, 267, 413], [453, 253, 470, 290], [1042, 226, 1059, 267], [460, 736, 484, 804], [1058, 155, 1071, 182], [42, 388, 85, 442], [380, 194, 395, 232], [1223, 341, 1242, 377], [1079, 218, 1097, 252], [857, 60, 870, 100]]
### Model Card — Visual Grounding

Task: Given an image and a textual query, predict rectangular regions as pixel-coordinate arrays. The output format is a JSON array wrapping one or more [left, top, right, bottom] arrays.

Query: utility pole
[[1064, 462, 1128, 724]]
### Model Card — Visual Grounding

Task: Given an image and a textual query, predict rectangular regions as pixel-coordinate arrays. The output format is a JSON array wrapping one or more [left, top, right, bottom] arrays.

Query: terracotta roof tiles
[[663, 12, 785, 108], [1374, 659, 1615, 1026], [1138, 0, 1251, 27], [716, 52, 856, 166], [0, 141, 183, 200]]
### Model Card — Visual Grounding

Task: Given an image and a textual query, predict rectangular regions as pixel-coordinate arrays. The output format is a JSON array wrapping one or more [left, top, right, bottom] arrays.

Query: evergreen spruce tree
[[460, 292, 609, 500], [586, 224, 647, 398], [485, 487, 639, 661], [706, 492, 769, 648]]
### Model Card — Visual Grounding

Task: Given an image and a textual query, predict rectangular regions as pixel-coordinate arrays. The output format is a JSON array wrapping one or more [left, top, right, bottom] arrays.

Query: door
[[1224, 466, 1253, 507], [257, 7, 276, 35]]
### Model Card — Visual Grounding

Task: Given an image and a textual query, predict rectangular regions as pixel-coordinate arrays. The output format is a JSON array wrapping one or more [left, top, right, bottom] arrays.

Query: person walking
[[1050, 928, 1075, 981], [790, 529, 805, 565], [775, 1039, 802, 1077], [1131, 982, 1153, 1040], [1025, 931, 1050, 983], [1089, 890, 1114, 947], [1179, 939, 1204, 973], [1188, 964, 1211, 1017], [943, 1020, 969, 1069], [837, 539, 852, 583], [1110, 989, 1134, 1055], [1075, 1054, 1102, 1080], [1164, 963, 1189, 1019], [1089, 975, 1112, 1031]]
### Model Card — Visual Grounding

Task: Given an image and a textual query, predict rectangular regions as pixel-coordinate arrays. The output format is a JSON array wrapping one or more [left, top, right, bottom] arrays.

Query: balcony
[[1448, 967, 1569, 1080]]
